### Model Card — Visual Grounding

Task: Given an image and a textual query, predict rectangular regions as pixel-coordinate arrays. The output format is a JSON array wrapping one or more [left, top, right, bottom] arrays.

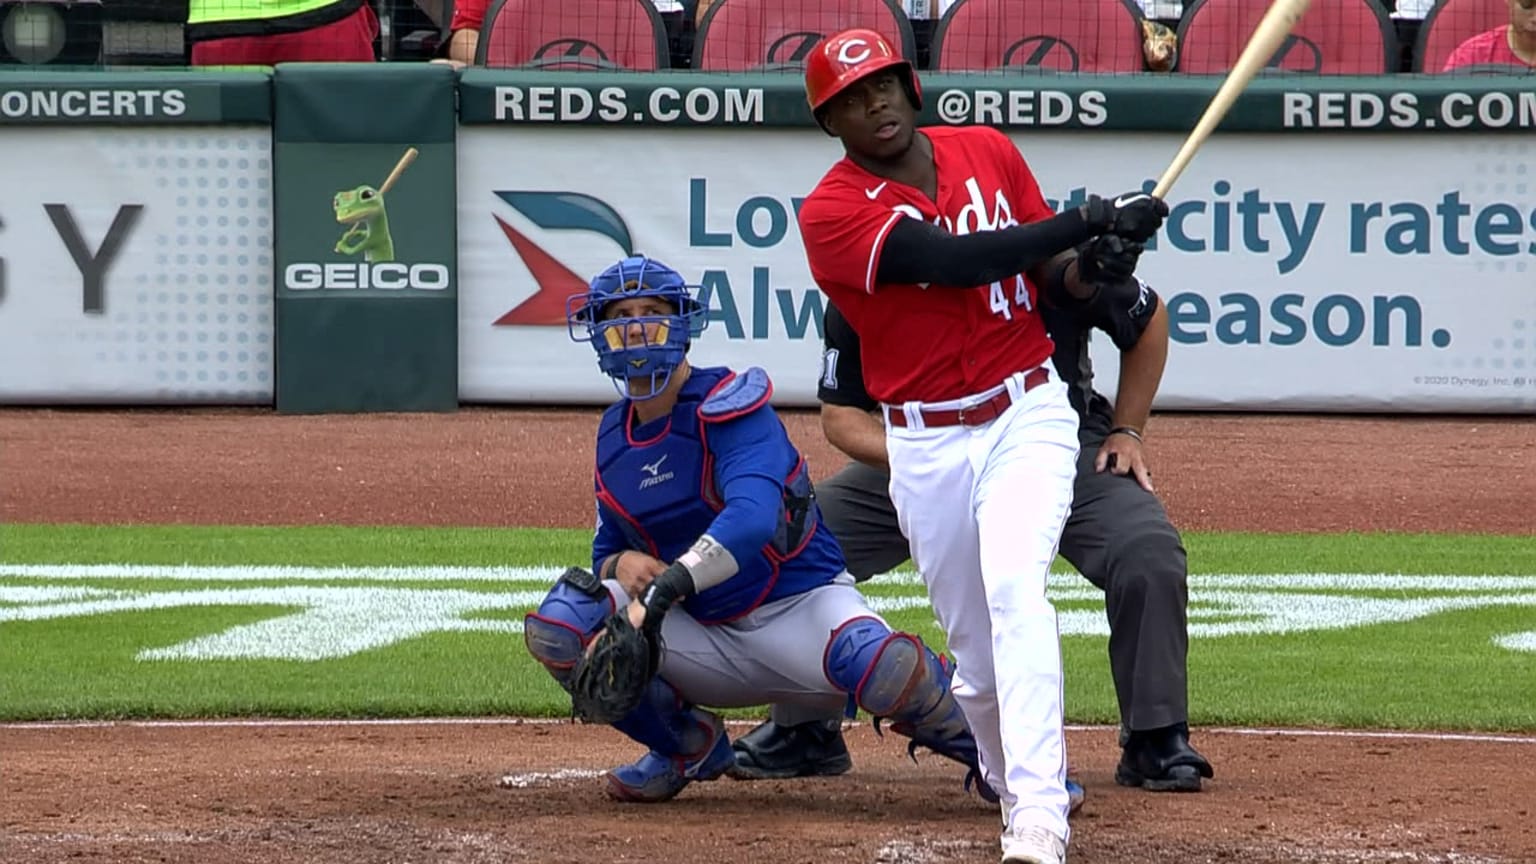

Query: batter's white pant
[[598, 574, 874, 718], [883, 369, 1080, 842]]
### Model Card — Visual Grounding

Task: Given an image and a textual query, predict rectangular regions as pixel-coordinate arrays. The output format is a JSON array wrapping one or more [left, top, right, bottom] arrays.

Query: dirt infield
[[4, 720, 1535, 864], [2, 407, 1534, 864], [3, 408, 1533, 532]]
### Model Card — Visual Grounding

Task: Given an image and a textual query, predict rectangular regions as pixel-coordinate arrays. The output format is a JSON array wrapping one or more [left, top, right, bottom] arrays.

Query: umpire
[[730, 265, 1216, 794]]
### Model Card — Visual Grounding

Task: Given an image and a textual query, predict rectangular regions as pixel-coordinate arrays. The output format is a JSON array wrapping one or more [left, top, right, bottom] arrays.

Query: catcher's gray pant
[[597, 574, 866, 718], [775, 429, 1191, 734]]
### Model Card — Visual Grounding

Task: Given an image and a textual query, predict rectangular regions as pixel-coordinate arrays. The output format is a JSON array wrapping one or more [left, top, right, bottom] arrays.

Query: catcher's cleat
[[1114, 723, 1213, 792], [1066, 778, 1086, 815], [727, 719, 853, 780], [606, 712, 736, 803], [874, 715, 999, 804]]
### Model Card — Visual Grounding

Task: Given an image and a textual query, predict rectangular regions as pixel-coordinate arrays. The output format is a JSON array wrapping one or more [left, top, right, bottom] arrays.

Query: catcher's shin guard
[[522, 567, 615, 690], [606, 677, 735, 803], [824, 616, 997, 803]]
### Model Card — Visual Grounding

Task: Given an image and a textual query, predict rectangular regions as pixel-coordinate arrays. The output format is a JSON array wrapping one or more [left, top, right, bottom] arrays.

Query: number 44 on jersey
[[989, 275, 1033, 321]]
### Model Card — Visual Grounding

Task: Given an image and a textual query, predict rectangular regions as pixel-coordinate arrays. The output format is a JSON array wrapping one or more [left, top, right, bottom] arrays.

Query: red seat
[[476, 0, 670, 70], [1176, 0, 1397, 74], [693, 0, 915, 72], [1415, 0, 1514, 72], [931, 0, 1149, 73]]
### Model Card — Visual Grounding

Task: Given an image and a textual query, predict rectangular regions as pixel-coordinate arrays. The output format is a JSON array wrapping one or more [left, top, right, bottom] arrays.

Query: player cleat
[[1000, 824, 1067, 864], [874, 715, 998, 804], [1115, 723, 1214, 792], [727, 719, 853, 780], [605, 715, 736, 803], [1067, 778, 1086, 815]]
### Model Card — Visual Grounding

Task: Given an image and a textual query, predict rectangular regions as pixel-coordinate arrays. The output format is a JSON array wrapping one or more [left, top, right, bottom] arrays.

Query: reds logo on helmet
[[803, 27, 923, 134], [836, 38, 873, 65]]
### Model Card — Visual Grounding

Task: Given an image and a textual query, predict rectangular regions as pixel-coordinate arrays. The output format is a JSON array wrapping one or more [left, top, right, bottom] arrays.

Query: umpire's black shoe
[[1115, 723, 1214, 792], [727, 719, 853, 780]]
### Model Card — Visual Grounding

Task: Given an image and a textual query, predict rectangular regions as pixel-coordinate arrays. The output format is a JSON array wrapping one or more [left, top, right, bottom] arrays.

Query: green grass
[[2, 524, 1533, 730], [0, 523, 578, 567], [8, 523, 1535, 572]]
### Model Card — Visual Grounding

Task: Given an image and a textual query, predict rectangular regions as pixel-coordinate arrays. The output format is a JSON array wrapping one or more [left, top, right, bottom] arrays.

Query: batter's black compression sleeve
[[874, 209, 1094, 288], [817, 305, 879, 411]]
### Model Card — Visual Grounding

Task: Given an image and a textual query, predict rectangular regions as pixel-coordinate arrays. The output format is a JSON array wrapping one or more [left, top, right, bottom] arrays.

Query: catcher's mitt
[[569, 609, 663, 724]]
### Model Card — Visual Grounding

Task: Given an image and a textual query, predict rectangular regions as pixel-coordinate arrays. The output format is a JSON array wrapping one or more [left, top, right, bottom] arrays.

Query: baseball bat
[[1152, 0, 1313, 198], [378, 147, 419, 196]]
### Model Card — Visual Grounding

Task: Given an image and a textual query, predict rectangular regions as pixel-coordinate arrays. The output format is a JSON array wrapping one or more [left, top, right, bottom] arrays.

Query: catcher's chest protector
[[594, 374, 721, 560], [593, 366, 830, 624]]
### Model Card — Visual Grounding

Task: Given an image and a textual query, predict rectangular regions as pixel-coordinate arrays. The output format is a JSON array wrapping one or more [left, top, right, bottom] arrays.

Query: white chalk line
[[873, 837, 987, 864], [2, 718, 1532, 745], [5, 564, 1533, 592], [496, 767, 604, 788], [1199, 726, 1536, 745]]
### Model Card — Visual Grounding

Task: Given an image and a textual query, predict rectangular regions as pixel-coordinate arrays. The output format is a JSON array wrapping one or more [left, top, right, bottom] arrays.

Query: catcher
[[523, 254, 990, 804]]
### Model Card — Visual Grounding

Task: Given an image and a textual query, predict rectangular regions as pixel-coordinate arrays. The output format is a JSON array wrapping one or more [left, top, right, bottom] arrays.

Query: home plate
[[497, 768, 605, 789]]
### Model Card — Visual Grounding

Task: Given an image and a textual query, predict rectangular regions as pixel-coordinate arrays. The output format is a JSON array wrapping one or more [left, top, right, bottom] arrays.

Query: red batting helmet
[[804, 28, 922, 134]]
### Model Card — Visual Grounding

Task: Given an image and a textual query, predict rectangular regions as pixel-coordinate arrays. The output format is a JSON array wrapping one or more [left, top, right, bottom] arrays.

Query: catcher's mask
[[566, 255, 709, 401]]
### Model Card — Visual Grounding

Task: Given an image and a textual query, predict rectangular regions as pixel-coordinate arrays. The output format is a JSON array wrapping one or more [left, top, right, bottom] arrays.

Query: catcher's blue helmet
[[566, 256, 708, 400]]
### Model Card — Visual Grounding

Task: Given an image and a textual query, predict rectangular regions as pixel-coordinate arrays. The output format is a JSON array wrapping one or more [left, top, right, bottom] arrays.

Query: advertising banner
[[272, 63, 458, 414], [459, 70, 1536, 134], [458, 127, 1536, 412], [0, 71, 270, 126], [0, 127, 275, 403]]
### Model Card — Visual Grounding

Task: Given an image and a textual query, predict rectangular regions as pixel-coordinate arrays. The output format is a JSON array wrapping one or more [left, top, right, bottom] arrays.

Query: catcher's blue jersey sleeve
[[697, 402, 788, 566]]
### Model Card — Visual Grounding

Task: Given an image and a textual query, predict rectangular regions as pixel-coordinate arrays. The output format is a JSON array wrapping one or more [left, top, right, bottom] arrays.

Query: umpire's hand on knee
[[1097, 431, 1155, 493]]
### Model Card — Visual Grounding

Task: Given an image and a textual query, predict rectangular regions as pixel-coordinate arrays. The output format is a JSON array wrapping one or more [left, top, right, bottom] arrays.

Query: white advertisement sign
[[0, 128, 274, 403], [456, 127, 837, 406], [459, 128, 1536, 412]]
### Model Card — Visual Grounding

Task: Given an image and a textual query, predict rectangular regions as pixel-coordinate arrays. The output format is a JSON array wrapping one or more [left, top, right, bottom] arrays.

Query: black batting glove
[[1076, 235, 1144, 286], [1080, 191, 1169, 242]]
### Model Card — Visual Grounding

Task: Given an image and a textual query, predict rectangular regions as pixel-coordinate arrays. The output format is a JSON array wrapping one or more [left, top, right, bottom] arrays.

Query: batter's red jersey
[[798, 125, 1057, 405]]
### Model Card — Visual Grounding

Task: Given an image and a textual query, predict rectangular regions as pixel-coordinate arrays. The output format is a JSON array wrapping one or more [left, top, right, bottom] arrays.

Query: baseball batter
[[735, 286, 1216, 792], [522, 255, 994, 805], [795, 29, 1169, 864]]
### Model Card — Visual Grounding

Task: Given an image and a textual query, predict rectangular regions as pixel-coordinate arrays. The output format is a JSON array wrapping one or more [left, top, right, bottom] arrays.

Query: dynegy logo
[[489, 183, 827, 342], [491, 190, 637, 325], [283, 146, 451, 292]]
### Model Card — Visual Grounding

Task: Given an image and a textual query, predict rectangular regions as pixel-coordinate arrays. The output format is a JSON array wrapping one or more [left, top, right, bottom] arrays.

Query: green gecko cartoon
[[333, 184, 393, 262], [331, 146, 418, 264]]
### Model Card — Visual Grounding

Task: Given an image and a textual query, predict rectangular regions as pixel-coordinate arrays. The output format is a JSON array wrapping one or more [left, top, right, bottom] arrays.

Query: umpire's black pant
[[776, 429, 1191, 736]]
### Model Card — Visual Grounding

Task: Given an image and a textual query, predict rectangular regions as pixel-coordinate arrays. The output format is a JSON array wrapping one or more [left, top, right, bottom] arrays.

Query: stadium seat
[[930, 0, 1149, 73], [1175, 0, 1398, 74], [475, 0, 671, 69], [1414, 0, 1513, 72], [692, 0, 915, 72]]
